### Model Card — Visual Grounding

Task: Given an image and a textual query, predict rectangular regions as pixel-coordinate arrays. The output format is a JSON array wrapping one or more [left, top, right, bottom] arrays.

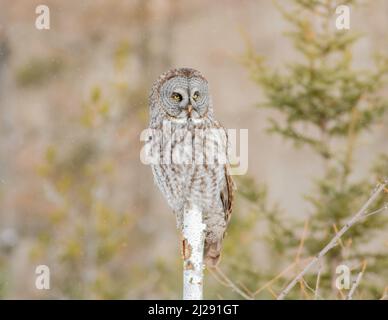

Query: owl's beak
[[187, 104, 193, 117]]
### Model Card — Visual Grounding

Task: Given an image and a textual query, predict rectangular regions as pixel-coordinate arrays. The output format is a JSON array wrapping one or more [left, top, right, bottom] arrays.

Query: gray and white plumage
[[148, 68, 234, 266]]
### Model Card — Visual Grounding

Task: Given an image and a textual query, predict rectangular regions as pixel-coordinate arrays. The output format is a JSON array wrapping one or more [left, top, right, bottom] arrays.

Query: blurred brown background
[[0, 0, 387, 299]]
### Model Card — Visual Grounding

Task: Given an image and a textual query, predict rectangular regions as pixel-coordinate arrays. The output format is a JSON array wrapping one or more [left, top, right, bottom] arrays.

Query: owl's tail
[[204, 239, 223, 268]]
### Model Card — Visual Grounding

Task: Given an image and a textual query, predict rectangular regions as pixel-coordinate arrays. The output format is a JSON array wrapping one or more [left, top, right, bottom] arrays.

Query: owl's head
[[150, 68, 212, 123]]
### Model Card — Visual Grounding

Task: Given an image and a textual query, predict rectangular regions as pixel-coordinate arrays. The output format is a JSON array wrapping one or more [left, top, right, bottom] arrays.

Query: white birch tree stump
[[182, 204, 206, 300]]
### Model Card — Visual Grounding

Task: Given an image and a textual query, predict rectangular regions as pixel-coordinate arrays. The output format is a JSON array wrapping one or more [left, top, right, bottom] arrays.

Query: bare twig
[[253, 257, 311, 297], [208, 267, 229, 287], [277, 181, 387, 300], [267, 285, 278, 299], [338, 288, 346, 300], [380, 287, 388, 300], [347, 261, 367, 300], [301, 277, 323, 300], [332, 224, 345, 250], [213, 266, 254, 300], [216, 293, 224, 300], [295, 219, 309, 264], [299, 278, 311, 299], [361, 203, 388, 219], [314, 261, 323, 300], [238, 281, 254, 297]]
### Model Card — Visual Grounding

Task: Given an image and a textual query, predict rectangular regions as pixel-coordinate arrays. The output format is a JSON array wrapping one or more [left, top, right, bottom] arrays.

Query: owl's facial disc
[[159, 76, 209, 121]]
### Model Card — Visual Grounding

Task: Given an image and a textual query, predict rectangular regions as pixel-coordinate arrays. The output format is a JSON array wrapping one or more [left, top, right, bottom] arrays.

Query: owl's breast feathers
[[149, 119, 234, 217]]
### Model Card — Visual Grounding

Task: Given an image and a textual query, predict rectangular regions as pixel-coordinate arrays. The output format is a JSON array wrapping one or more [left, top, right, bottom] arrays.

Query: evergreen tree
[[222, 0, 388, 299]]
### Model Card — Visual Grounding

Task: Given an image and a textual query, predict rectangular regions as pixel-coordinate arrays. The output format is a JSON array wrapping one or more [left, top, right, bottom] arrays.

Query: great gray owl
[[148, 68, 234, 267]]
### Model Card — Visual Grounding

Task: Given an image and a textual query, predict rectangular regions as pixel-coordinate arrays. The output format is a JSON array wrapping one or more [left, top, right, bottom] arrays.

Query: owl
[[148, 67, 234, 267]]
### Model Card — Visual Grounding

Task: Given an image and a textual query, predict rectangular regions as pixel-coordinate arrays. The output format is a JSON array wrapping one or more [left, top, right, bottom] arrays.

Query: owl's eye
[[192, 91, 200, 101], [171, 92, 183, 102]]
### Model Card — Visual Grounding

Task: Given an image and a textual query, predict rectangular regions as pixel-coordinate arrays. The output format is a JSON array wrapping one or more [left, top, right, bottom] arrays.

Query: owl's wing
[[221, 165, 234, 224], [213, 120, 235, 224]]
